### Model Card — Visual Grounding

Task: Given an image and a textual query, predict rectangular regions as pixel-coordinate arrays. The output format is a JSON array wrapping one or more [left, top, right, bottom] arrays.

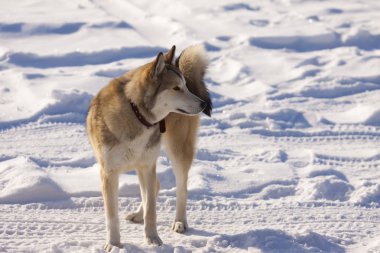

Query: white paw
[[171, 221, 188, 233], [125, 211, 143, 223], [104, 242, 123, 252], [145, 235, 163, 246]]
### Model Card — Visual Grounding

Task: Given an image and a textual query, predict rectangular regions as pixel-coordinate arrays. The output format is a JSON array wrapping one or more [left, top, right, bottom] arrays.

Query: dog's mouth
[[176, 108, 189, 114]]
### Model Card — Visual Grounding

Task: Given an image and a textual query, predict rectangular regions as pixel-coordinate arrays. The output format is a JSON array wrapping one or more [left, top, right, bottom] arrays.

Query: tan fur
[[86, 45, 210, 251], [163, 45, 210, 231], [177, 45, 210, 105]]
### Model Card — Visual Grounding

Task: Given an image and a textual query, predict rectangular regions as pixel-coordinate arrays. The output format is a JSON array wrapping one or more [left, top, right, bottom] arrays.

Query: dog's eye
[[173, 86, 180, 91]]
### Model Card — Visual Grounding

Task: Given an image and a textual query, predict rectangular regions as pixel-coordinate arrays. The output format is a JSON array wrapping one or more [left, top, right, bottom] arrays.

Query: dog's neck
[[118, 73, 167, 133], [130, 102, 166, 133]]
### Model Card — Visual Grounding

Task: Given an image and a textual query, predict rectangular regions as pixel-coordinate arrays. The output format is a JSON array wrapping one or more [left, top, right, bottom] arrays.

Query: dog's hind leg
[[163, 114, 199, 233], [125, 175, 160, 223], [125, 170, 145, 223], [125, 201, 144, 223], [101, 169, 123, 252]]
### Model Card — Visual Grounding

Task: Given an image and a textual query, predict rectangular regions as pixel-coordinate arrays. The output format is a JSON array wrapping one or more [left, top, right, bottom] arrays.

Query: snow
[[1, 0, 380, 252], [0, 157, 68, 204]]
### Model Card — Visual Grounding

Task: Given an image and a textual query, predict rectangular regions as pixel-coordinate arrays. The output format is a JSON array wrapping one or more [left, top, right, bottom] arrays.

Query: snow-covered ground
[[1, 0, 380, 252]]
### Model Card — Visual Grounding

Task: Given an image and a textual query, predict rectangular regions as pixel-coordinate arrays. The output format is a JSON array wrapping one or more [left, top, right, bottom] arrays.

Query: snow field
[[1, 0, 380, 252]]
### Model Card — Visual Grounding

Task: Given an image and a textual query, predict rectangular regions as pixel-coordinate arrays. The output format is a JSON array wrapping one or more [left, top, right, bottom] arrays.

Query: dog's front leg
[[101, 169, 122, 251], [139, 165, 162, 246]]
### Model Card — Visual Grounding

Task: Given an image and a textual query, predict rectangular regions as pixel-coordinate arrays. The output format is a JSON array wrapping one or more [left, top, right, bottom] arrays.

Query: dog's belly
[[103, 130, 161, 173]]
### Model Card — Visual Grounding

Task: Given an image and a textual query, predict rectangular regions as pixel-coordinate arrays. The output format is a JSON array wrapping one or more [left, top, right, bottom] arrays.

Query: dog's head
[[142, 46, 206, 121]]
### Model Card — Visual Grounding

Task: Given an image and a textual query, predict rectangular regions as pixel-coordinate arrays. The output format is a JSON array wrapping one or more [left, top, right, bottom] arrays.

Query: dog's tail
[[176, 45, 212, 117]]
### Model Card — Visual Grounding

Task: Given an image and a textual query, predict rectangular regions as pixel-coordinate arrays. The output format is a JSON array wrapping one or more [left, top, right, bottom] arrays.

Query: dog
[[86, 45, 211, 251]]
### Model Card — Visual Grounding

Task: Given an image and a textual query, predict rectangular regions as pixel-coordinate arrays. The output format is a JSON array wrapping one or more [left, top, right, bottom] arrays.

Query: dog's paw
[[145, 235, 163, 246], [171, 221, 188, 233], [125, 211, 143, 223], [104, 242, 123, 252]]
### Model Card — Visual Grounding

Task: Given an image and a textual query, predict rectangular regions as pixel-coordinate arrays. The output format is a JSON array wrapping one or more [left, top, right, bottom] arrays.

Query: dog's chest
[[104, 127, 161, 171]]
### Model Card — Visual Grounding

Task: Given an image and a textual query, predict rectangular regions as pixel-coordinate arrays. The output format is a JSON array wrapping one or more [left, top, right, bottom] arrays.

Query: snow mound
[[0, 157, 68, 204], [272, 76, 380, 100], [297, 173, 353, 201], [0, 22, 85, 35], [321, 104, 380, 126], [308, 169, 348, 182], [37, 89, 92, 123], [364, 109, 380, 126], [0, 20, 131, 36], [250, 32, 341, 52], [351, 183, 380, 205], [8, 46, 166, 68], [343, 29, 380, 50], [207, 229, 343, 253], [119, 182, 141, 197], [260, 184, 296, 200], [0, 89, 92, 129], [250, 29, 380, 52], [255, 150, 288, 163], [250, 109, 311, 130], [223, 3, 260, 12]]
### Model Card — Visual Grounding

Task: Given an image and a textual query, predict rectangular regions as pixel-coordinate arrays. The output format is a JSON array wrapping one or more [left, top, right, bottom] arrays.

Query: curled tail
[[176, 45, 212, 117]]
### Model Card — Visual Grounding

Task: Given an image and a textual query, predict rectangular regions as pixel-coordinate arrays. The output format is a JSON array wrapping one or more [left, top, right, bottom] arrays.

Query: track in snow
[[1, 198, 379, 252]]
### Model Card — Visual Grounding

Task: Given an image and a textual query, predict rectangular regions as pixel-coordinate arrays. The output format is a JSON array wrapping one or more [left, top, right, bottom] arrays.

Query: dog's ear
[[164, 45, 176, 65], [175, 52, 182, 68], [203, 92, 213, 117], [152, 52, 165, 77]]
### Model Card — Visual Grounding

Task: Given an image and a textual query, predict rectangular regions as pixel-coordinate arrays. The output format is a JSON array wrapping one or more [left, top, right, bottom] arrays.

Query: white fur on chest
[[103, 128, 161, 172]]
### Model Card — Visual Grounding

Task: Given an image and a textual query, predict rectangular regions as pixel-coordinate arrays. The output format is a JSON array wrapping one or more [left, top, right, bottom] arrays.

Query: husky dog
[[86, 45, 211, 251]]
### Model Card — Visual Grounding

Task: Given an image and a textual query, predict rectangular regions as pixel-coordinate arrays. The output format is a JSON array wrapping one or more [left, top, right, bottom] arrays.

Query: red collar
[[130, 102, 166, 133]]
